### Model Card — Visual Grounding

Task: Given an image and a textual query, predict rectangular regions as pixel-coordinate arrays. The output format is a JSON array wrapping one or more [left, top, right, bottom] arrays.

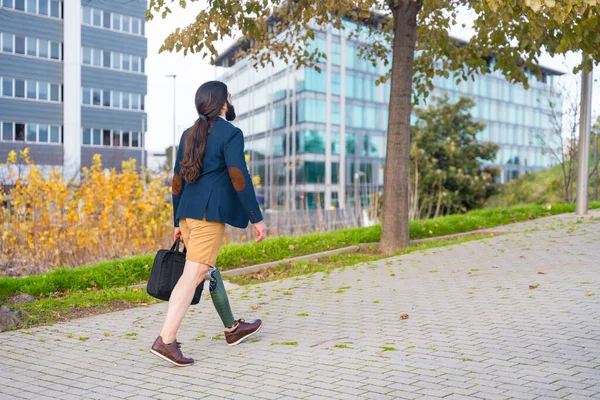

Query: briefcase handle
[[170, 238, 187, 254]]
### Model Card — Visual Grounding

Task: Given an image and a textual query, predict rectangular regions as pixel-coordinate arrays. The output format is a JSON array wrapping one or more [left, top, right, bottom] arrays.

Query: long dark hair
[[180, 81, 229, 183]]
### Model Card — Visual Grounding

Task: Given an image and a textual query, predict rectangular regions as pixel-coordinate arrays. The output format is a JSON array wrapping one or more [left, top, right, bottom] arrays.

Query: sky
[[144, 3, 600, 154]]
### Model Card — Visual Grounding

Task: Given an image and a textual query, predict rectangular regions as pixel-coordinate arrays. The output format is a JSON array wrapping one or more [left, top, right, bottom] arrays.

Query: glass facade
[[217, 26, 562, 209]]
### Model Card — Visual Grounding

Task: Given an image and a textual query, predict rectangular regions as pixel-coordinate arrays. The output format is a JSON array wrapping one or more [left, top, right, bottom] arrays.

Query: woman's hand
[[174, 227, 183, 243], [253, 221, 267, 243]]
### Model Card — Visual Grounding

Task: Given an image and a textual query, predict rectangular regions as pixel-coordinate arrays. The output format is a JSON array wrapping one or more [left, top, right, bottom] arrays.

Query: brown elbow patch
[[172, 173, 183, 195], [229, 167, 246, 192]]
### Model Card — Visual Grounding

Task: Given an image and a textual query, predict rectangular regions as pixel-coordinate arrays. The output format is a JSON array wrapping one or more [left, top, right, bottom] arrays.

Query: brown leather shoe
[[150, 336, 194, 367], [225, 319, 263, 346]]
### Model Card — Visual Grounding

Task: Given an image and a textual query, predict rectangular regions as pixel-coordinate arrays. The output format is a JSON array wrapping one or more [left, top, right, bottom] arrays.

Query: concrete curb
[[220, 230, 507, 278], [220, 245, 361, 278]]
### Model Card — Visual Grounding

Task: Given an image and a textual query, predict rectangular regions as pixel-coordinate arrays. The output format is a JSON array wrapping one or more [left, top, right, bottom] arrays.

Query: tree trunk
[[379, 0, 421, 254]]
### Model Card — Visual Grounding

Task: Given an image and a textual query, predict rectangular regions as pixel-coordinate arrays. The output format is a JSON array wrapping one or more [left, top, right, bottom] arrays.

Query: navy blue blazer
[[172, 118, 263, 229]]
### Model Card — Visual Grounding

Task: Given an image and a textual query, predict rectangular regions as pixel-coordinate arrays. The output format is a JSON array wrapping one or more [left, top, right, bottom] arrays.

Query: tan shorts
[[179, 218, 225, 266]]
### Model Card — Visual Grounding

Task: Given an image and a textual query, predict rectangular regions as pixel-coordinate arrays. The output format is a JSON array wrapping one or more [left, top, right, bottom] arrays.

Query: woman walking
[[151, 81, 267, 367]]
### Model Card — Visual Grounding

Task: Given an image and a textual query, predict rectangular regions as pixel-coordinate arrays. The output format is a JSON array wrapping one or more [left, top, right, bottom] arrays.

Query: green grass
[[487, 153, 600, 208], [13, 288, 154, 328]]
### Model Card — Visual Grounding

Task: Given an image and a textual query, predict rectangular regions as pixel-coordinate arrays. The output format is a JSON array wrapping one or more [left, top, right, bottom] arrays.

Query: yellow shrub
[[0, 150, 172, 276]]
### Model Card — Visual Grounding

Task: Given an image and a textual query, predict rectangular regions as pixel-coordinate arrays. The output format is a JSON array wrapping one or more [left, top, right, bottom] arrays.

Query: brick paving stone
[[1, 212, 599, 399]]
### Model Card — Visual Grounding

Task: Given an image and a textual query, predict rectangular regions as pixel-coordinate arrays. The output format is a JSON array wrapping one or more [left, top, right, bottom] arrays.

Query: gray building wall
[[0, 1, 148, 171], [81, 147, 142, 169]]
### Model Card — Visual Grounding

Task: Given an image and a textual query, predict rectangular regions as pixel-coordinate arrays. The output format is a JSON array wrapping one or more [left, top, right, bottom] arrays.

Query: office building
[[216, 24, 563, 210], [0, 0, 147, 176]]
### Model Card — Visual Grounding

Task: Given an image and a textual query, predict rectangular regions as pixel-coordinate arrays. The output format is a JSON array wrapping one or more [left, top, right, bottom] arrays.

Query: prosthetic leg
[[207, 268, 235, 328]]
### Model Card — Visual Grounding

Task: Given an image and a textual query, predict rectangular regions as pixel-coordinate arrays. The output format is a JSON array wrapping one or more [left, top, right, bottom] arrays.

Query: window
[[112, 14, 121, 30], [103, 50, 110, 67], [92, 88, 101, 106], [132, 56, 139, 72], [305, 162, 325, 183], [38, 125, 48, 142], [2, 78, 13, 96], [83, 47, 91, 64], [26, 0, 36, 13], [93, 48, 101, 66], [27, 37, 36, 56], [82, 88, 90, 105], [15, 79, 25, 98], [134, 18, 141, 34], [122, 131, 130, 147], [50, 84, 59, 101], [27, 81, 37, 100], [39, 39, 49, 58], [131, 132, 140, 147], [132, 93, 139, 110], [101, 129, 110, 146], [112, 52, 121, 69], [103, 89, 110, 107], [103, 10, 111, 28], [122, 54, 130, 71], [122, 92, 129, 109], [15, 0, 24, 10], [112, 91, 120, 108], [15, 35, 25, 54], [50, 0, 58, 17], [50, 42, 59, 59], [3, 0, 13, 8], [49, 125, 59, 143], [141, 96, 144, 110], [15, 123, 25, 141], [93, 8, 101, 26], [27, 123, 37, 142], [82, 5, 91, 24], [112, 130, 120, 146], [122, 16, 130, 33], [93, 128, 101, 145], [2, 33, 13, 52], [38, 82, 48, 100], [82, 128, 91, 145], [2, 122, 13, 141]]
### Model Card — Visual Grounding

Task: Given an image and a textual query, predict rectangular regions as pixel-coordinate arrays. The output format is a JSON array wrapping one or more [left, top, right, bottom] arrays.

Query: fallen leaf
[[400, 314, 409, 320], [289, 245, 295, 250], [492, 265, 500, 268], [131, 287, 139, 292], [451, 269, 459, 273], [537, 272, 547, 275], [520, 256, 526, 259], [586, 292, 595, 296], [529, 284, 540, 289]]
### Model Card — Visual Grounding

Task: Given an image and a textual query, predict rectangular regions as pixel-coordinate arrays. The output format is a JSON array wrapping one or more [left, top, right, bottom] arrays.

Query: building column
[[339, 34, 347, 209], [324, 30, 333, 209], [63, 0, 82, 178], [291, 69, 297, 210], [284, 65, 291, 211]]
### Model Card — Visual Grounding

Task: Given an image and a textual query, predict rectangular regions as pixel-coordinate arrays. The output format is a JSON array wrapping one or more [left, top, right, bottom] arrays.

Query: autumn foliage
[[0, 150, 171, 277]]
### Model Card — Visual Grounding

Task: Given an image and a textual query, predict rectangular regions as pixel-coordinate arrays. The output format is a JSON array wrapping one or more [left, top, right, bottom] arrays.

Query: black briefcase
[[146, 238, 204, 305]]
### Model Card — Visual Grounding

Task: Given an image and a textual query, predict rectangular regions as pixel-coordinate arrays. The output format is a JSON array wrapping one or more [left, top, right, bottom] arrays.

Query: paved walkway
[[1, 212, 600, 400]]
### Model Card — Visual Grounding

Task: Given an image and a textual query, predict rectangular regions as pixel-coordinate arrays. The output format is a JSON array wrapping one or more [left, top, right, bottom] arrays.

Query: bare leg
[[159, 261, 209, 344]]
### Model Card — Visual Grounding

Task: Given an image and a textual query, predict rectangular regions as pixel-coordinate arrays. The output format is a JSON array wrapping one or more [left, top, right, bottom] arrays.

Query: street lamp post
[[165, 74, 177, 175], [594, 132, 598, 202], [575, 58, 593, 215]]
